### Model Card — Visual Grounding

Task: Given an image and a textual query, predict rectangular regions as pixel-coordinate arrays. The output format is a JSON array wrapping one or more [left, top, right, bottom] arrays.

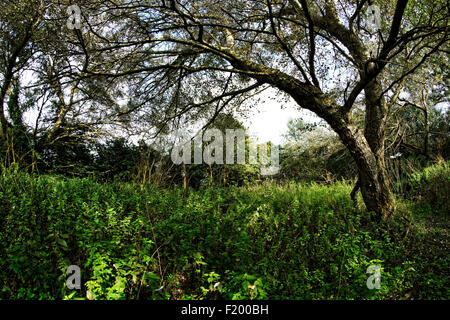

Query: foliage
[[1, 165, 448, 300], [280, 122, 356, 183], [406, 161, 450, 216]]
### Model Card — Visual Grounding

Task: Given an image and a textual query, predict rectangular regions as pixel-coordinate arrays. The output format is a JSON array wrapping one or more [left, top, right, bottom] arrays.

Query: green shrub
[[0, 166, 446, 300], [407, 161, 450, 216]]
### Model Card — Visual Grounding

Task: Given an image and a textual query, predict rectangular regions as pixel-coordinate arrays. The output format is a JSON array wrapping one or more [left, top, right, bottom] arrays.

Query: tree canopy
[[0, 0, 448, 217]]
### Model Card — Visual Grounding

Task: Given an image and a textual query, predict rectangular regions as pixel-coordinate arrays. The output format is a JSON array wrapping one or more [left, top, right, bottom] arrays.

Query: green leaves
[[0, 165, 448, 300], [56, 238, 69, 250]]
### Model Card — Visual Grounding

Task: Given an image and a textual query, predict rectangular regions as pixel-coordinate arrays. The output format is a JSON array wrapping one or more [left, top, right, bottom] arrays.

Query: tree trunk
[[361, 79, 396, 218], [335, 122, 396, 219], [286, 81, 396, 219], [232, 57, 397, 219], [423, 106, 430, 158], [358, 155, 395, 219]]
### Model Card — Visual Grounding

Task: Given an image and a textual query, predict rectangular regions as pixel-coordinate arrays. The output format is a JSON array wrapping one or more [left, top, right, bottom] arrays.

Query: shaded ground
[[407, 213, 450, 299]]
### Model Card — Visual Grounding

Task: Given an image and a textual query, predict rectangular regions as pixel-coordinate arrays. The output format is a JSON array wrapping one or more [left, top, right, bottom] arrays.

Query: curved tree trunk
[[331, 120, 395, 219], [251, 67, 397, 219], [360, 79, 396, 219], [358, 153, 395, 219]]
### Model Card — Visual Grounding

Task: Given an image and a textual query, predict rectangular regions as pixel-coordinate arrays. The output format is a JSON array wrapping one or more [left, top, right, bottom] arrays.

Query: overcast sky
[[241, 88, 321, 145]]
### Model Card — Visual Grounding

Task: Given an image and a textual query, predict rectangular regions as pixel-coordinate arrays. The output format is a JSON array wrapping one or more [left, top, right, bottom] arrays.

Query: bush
[[0, 167, 446, 300], [407, 161, 450, 216]]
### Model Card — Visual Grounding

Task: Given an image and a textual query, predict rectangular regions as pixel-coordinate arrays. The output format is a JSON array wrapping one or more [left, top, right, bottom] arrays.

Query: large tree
[[1, 0, 448, 218], [79, 0, 447, 218]]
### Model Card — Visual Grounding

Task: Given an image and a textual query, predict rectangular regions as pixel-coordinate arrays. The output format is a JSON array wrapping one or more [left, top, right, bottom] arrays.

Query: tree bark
[[230, 60, 397, 219], [330, 118, 395, 219], [358, 154, 395, 219]]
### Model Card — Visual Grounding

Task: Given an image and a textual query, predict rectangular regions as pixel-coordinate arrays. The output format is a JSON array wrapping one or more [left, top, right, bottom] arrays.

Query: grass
[[0, 163, 448, 300]]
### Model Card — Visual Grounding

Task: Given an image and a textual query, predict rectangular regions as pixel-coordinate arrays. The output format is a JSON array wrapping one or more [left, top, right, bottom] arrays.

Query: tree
[[391, 55, 449, 160], [199, 112, 260, 187], [0, 1, 126, 170], [282, 118, 317, 143], [78, 0, 447, 218], [0, 1, 44, 151], [280, 118, 356, 182], [1, 1, 448, 218]]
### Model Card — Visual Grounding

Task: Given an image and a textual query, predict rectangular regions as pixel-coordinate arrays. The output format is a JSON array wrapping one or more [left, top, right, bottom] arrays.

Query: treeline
[[1, 98, 449, 193], [1, 77, 449, 192]]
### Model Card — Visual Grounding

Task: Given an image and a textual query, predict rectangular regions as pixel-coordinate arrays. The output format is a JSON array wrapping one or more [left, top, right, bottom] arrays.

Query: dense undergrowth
[[0, 162, 448, 300]]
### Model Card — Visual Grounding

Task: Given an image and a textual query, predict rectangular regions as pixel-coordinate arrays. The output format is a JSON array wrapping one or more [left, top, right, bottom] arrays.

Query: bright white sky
[[244, 90, 448, 145], [240, 88, 321, 145]]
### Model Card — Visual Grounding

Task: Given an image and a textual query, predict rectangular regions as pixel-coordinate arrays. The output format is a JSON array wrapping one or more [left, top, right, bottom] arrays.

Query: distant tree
[[184, 113, 260, 188], [282, 118, 317, 143], [280, 118, 355, 182]]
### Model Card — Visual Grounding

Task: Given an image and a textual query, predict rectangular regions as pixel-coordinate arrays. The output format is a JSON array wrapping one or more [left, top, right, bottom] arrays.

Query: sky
[[22, 79, 321, 146], [240, 88, 321, 145], [244, 91, 448, 145]]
